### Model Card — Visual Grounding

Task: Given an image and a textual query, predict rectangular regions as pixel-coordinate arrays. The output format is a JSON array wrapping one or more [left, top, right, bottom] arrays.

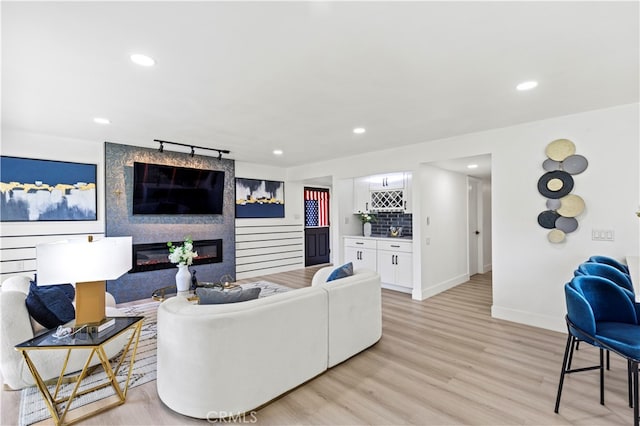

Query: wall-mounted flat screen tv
[[132, 162, 224, 215]]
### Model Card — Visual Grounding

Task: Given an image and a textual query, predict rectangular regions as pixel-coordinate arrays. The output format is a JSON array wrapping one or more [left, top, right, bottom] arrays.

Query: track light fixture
[[153, 139, 230, 160]]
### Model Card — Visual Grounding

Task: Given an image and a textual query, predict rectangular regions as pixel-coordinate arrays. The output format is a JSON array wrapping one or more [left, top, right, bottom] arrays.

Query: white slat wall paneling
[[0, 232, 105, 283], [235, 224, 304, 279]]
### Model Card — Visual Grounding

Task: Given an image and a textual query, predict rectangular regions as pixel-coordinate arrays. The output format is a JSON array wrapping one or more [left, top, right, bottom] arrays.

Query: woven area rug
[[18, 280, 291, 426]]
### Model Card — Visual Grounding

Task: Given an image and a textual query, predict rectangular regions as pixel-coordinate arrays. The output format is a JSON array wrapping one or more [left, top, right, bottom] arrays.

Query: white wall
[[288, 103, 640, 332], [490, 104, 639, 331], [331, 177, 362, 265], [482, 179, 493, 272], [418, 165, 470, 298]]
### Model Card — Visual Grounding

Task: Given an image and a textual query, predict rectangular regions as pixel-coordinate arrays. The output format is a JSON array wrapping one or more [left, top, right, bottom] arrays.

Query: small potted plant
[[358, 212, 376, 237]]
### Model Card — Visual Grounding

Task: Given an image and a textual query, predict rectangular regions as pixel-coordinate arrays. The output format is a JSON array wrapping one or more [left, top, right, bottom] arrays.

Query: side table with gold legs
[[15, 316, 144, 426]]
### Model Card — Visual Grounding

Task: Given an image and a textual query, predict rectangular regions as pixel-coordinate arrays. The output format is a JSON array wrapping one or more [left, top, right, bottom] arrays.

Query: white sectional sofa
[[156, 267, 382, 419]]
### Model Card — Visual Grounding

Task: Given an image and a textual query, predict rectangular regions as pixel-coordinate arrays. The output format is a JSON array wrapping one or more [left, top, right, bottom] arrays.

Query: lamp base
[[74, 280, 107, 329]]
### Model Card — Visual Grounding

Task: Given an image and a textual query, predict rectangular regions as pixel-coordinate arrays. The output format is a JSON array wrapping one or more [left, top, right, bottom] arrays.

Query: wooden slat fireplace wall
[[235, 223, 304, 279]]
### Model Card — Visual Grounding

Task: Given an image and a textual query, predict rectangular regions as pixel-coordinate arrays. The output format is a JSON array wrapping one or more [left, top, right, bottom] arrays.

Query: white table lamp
[[36, 236, 132, 328]]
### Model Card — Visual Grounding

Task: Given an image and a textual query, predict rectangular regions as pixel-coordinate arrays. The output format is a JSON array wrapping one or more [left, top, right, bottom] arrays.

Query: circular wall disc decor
[[537, 170, 574, 199], [547, 178, 564, 191], [555, 216, 579, 233], [545, 139, 576, 161], [562, 155, 589, 175], [557, 194, 585, 217], [542, 158, 561, 172], [546, 198, 561, 210], [540, 138, 588, 243], [538, 210, 560, 229], [548, 229, 566, 243]]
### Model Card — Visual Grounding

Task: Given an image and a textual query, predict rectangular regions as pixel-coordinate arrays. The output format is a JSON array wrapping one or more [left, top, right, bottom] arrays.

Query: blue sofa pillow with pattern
[[326, 262, 354, 282]]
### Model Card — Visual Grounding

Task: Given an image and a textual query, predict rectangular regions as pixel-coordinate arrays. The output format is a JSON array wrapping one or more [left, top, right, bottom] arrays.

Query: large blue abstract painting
[[235, 178, 285, 218], [0, 156, 97, 222]]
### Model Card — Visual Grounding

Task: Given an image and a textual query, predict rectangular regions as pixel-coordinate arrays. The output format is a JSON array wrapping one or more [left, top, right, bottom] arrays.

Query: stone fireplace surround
[[104, 142, 236, 303]]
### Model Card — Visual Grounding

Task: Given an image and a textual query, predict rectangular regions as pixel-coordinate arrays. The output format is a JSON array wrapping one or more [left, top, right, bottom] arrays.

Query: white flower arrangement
[[358, 212, 376, 223], [167, 237, 198, 266]]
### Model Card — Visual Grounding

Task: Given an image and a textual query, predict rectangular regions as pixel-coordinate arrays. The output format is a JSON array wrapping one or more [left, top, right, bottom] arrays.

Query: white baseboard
[[412, 273, 469, 301], [381, 283, 412, 294], [491, 305, 565, 332], [482, 263, 492, 273]]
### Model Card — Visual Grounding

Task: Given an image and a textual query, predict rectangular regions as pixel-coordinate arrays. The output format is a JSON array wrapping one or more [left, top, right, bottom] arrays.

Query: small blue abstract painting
[[235, 178, 285, 218], [0, 156, 97, 222]]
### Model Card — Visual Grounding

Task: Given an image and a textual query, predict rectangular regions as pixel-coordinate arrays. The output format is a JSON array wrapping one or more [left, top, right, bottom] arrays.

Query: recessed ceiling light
[[273, 149, 283, 156], [467, 164, 478, 169], [516, 81, 538, 91], [353, 127, 366, 134], [130, 54, 155, 67], [93, 117, 111, 125]]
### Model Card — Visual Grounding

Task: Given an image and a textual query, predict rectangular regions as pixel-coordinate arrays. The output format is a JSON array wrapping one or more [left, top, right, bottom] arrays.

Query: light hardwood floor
[[2, 267, 633, 425]]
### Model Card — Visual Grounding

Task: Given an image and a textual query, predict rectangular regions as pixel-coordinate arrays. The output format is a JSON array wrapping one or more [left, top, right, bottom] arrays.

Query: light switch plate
[[592, 229, 615, 241]]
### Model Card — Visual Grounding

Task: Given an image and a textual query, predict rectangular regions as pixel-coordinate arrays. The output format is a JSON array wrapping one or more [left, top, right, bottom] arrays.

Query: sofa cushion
[[25, 281, 75, 329], [326, 262, 354, 282], [196, 287, 261, 305]]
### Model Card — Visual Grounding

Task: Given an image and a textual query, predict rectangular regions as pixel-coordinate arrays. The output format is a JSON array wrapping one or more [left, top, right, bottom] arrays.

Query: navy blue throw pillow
[[326, 262, 354, 282], [25, 280, 75, 329]]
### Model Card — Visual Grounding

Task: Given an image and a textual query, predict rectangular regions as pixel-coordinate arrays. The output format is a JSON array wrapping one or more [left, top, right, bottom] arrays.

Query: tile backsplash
[[370, 212, 412, 236]]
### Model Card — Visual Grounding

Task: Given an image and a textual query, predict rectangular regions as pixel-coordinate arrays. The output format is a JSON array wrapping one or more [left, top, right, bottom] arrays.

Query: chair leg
[[555, 333, 574, 413], [607, 350, 610, 370], [600, 348, 605, 405], [633, 361, 638, 426], [629, 359, 633, 408], [567, 336, 578, 370]]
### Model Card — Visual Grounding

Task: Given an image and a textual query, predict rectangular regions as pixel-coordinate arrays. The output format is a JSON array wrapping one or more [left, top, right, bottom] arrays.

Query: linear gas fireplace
[[131, 239, 223, 273]]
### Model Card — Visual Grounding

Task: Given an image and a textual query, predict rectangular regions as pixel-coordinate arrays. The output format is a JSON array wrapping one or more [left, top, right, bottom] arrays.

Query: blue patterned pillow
[[326, 262, 354, 282], [25, 280, 75, 329]]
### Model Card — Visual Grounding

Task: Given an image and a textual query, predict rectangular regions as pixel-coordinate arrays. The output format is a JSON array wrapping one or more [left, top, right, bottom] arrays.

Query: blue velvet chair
[[577, 262, 634, 296], [589, 255, 631, 275], [572, 262, 635, 369], [555, 275, 640, 426]]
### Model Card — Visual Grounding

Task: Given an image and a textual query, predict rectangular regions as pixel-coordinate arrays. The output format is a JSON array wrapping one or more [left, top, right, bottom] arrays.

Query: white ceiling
[[429, 154, 492, 180], [2, 1, 638, 169]]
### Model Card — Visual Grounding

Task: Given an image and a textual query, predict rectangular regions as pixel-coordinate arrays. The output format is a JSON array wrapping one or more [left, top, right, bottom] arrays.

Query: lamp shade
[[36, 236, 132, 285]]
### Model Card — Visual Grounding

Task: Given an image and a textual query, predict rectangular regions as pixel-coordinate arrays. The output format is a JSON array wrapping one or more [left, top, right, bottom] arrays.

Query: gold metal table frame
[[15, 316, 144, 426]]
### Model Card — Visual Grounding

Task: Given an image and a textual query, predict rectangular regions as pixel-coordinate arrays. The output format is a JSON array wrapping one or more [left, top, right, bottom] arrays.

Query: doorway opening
[[304, 187, 330, 266], [423, 154, 492, 297]]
